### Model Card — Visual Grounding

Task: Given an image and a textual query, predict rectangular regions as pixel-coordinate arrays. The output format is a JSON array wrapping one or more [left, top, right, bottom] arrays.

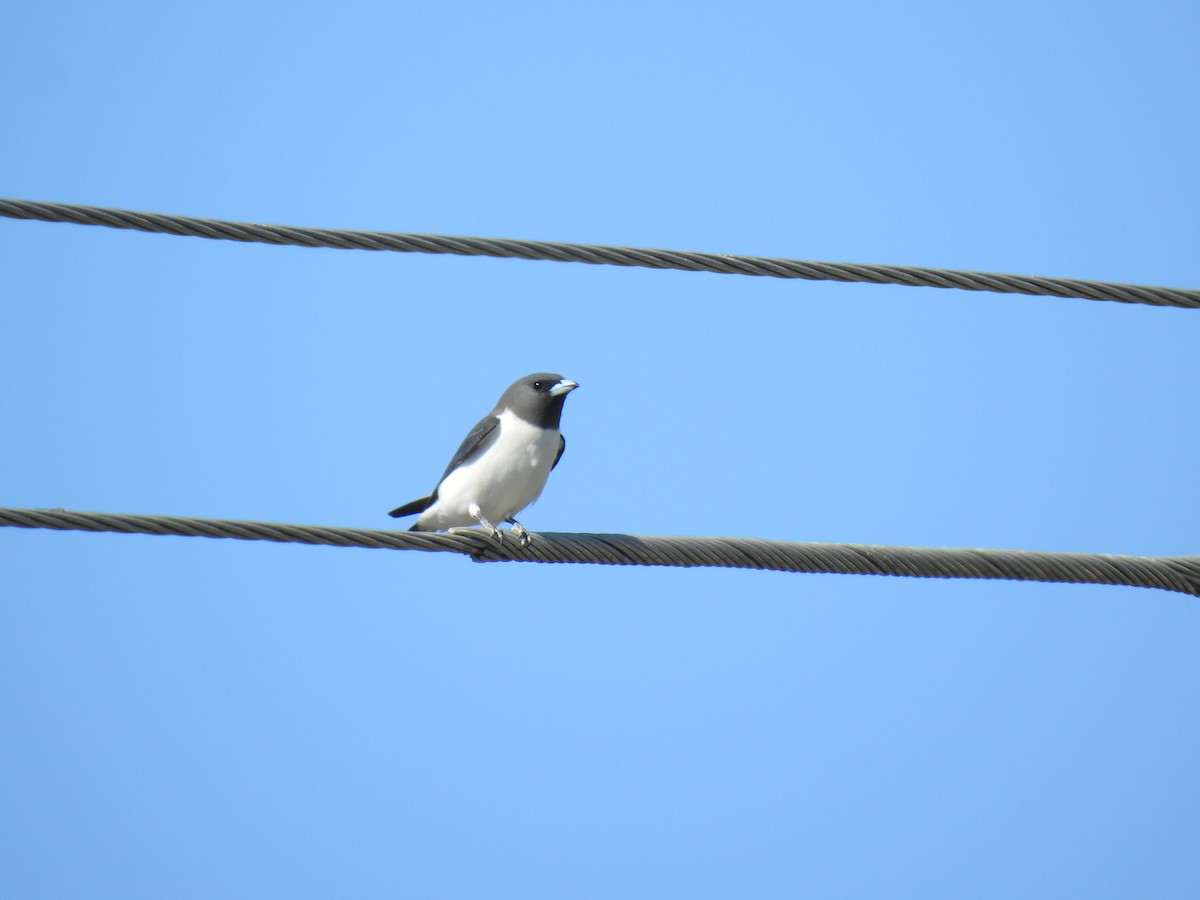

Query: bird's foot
[[506, 518, 532, 548], [469, 504, 503, 543]]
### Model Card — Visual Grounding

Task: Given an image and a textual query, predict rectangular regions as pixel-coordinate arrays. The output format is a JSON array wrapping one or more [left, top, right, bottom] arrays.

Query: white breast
[[417, 408, 560, 530]]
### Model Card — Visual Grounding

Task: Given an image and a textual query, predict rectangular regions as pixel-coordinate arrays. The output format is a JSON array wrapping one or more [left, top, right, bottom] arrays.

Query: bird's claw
[[449, 525, 501, 544], [461, 510, 531, 547], [506, 519, 532, 548], [471, 510, 503, 544]]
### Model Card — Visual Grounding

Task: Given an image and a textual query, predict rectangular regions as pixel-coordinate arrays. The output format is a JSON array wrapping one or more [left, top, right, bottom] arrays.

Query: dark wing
[[551, 434, 566, 470], [389, 416, 501, 519], [437, 415, 501, 484]]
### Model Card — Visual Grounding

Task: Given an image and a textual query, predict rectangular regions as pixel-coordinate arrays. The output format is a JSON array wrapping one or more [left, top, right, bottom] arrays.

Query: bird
[[388, 373, 579, 546]]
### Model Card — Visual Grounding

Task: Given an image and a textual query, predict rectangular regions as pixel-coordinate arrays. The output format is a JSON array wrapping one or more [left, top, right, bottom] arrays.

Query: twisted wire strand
[[2, 198, 1197, 309], [2, 507, 1196, 597]]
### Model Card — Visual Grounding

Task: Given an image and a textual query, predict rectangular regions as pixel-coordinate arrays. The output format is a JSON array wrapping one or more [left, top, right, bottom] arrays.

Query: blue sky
[[2, 1, 1198, 897]]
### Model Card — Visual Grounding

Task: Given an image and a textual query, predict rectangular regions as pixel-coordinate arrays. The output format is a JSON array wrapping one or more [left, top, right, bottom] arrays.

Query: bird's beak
[[549, 379, 579, 397]]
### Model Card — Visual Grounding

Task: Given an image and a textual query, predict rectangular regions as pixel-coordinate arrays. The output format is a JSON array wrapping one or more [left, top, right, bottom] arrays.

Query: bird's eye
[[533, 381, 544, 389]]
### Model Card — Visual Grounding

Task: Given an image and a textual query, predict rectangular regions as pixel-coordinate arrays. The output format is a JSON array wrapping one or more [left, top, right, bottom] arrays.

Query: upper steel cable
[[2, 198, 1197, 309]]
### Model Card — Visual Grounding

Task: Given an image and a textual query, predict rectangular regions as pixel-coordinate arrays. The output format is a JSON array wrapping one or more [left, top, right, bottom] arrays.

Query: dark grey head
[[494, 372, 579, 429]]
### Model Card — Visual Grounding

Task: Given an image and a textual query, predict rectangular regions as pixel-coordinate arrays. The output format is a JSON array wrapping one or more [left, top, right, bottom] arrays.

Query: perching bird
[[388, 373, 579, 546]]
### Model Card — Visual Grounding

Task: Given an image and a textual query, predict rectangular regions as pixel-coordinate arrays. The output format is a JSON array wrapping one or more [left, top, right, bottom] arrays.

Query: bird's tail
[[388, 495, 434, 519]]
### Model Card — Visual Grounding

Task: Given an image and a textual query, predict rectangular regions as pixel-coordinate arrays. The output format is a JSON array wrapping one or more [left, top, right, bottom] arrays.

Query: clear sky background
[[3, 2, 1198, 897]]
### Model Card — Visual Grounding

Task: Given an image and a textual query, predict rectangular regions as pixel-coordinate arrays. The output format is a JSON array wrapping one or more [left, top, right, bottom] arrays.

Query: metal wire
[[2, 507, 1197, 596], [2, 198, 1197, 309]]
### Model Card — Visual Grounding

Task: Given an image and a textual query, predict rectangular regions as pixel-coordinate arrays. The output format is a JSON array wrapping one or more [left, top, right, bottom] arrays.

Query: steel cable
[[2, 507, 1196, 596], [2, 198, 1197, 309]]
